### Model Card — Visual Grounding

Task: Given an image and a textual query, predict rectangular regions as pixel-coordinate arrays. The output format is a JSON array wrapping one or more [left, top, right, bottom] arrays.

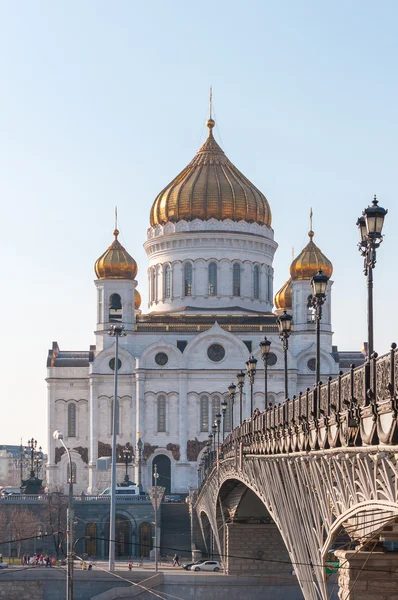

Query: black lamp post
[[221, 398, 228, 441], [228, 383, 236, 430], [211, 423, 217, 453], [216, 412, 221, 454], [118, 446, 134, 486], [309, 269, 329, 386], [236, 371, 245, 424], [277, 310, 293, 401], [208, 433, 213, 466], [136, 436, 143, 494], [246, 355, 257, 415], [259, 337, 272, 410], [357, 195, 388, 357]]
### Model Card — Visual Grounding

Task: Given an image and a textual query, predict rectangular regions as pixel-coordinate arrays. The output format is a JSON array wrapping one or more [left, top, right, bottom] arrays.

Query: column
[[179, 373, 188, 461], [88, 376, 98, 493], [335, 549, 398, 599], [135, 372, 146, 484], [46, 381, 57, 490]]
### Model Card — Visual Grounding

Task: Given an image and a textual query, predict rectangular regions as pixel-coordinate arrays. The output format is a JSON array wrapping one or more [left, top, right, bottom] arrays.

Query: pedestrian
[[0, 553, 3, 563], [172, 553, 180, 567], [128, 561, 133, 571]]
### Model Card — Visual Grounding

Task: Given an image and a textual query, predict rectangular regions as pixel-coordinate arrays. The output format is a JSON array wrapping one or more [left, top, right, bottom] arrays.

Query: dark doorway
[[105, 516, 131, 558], [152, 454, 171, 494], [140, 522, 151, 557]]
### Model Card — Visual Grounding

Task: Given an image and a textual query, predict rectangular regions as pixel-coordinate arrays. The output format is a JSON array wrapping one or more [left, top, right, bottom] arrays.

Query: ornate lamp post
[[118, 446, 134, 486], [136, 436, 143, 494], [216, 413, 221, 455], [108, 324, 127, 571], [308, 269, 329, 387], [246, 355, 257, 415], [228, 383, 236, 430], [277, 310, 293, 401], [259, 337, 271, 410], [357, 195, 388, 357], [236, 371, 245, 424], [208, 433, 213, 466], [211, 423, 217, 453], [221, 398, 228, 441]]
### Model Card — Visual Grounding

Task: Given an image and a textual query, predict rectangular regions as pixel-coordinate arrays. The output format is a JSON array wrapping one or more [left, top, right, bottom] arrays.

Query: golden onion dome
[[150, 119, 271, 227], [274, 278, 292, 310], [290, 230, 333, 281], [94, 230, 138, 280], [134, 288, 142, 310]]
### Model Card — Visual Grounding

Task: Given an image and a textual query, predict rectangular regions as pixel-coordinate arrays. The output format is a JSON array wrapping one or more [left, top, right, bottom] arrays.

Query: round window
[[267, 352, 278, 366], [207, 344, 226, 362], [307, 358, 316, 372], [155, 352, 169, 366], [109, 358, 122, 371]]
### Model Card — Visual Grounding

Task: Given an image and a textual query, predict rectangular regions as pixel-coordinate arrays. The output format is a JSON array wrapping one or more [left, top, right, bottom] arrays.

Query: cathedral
[[47, 116, 352, 495]]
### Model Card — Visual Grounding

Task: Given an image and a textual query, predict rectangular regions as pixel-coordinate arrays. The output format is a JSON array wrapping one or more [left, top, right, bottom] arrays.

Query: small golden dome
[[95, 230, 138, 280], [274, 278, 292, 310], [134, 289, 142, 310], [150, 119, 271, 227], [290, 230, 333, 281]]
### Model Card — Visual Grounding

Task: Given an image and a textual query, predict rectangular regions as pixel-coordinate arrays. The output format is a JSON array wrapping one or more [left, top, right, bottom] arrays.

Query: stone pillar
[[335, 549, 398, 600], [179, 373, 188, 462], [88, 377, 98, 493], [46, 380, 57, 490], [135, 372, 146, 484], [226, 523, 292, 577]]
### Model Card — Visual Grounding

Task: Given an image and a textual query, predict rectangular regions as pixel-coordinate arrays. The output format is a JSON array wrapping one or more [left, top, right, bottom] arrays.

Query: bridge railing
[[199, 345, 397, 477]]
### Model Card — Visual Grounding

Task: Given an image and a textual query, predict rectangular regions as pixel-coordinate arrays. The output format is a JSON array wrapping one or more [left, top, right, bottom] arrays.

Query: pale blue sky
[[0, 1, 397, 449]]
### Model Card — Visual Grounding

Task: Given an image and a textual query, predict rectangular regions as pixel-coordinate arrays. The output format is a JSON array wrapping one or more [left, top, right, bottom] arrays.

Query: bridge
[[195, 344, 398, 600]]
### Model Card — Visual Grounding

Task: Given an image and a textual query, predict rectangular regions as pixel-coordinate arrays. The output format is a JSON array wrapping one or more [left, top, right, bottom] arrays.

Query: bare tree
[[8, 507, 41, 557], [45, 490, 67, 557]]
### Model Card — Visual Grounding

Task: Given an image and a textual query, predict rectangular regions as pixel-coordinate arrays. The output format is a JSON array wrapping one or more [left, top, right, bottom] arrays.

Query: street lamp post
[[27, 438, 38, 479], [108, 324, 127, 571], [246, 356, 257, 416], [53, 430, 74, 600], [221, 399, 228, 441], [277, 310, 293, 403], [216, 413, 221, 455], [208, 433, 213, 467], [357, 195, 388, 357], [228, 383, 236, 430], [309, 269, 329, 387], [259, 337, 272, 411], [236, 371, 245, 424], [136, 436, 143, 494], [118, 446, 133, 486], [211, 423, 217, 454]]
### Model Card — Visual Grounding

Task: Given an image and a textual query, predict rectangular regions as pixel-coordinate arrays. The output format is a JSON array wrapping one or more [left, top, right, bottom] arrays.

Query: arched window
[[208, 263, 217, 296], [184, 263, 192, 296], [68, 404, 76, 438], [211, 396, 220, 426], [267, 268, 273, 302], [253, 265, 260, 299], [164, 265, 171, 298], [86, 523, 97, 556], [67, 461, 77, 484], [109, 293, 122, 322], [200, 396, 209, 432], [110, 398, 119, 435], [233, 264, 241, 297], [151, 269, 157, 303], [157, 396, 166, 432]]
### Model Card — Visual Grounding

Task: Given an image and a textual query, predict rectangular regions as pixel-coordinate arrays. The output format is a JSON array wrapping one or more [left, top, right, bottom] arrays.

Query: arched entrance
[[139, 522, 151, 557], [105, 516, 132, 558], [152, 454, 171, 493]]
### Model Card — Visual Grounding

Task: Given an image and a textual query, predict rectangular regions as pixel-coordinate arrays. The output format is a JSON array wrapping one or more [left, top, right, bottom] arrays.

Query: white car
[[190, 560, 221, 572], [0, 563, 9, 569]]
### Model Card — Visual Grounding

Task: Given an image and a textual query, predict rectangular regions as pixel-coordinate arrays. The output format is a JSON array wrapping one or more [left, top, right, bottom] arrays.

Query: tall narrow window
[[267, 269, 273, 302], [110, 398, 119, 435], [109, 293, 122, 322], [233, 264, 241, 296], [68, 404, 76, 438], [211, 396, 220, 426], [200, 396, 209, 432], [164, 265, 171, 298], [208, 263, 217, 296], [157, 396, 166, 432], [253, 265, 260, 299], [224, 398, 232, 432], [184, 263, 192, 296], [67, 461, 77, 484]]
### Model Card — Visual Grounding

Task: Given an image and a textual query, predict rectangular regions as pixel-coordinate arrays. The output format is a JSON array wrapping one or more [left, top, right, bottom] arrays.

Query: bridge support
[[335, 549, 398, 600], [226, 523, 292, 576]]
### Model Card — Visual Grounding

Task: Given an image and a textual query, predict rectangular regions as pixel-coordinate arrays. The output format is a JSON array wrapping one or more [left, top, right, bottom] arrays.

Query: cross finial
[[209, 86, 213, 120], [310, 207, 313, 231], [115, 206, 118, 231], [292, 246, 295, 261]]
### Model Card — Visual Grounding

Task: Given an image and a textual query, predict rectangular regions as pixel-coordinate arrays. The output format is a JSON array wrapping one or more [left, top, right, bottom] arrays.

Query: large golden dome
[[150, 119, 271, 227], [274, 278, 292, 310], [95, 230, 138, 280], [290, 230, 333, 281]]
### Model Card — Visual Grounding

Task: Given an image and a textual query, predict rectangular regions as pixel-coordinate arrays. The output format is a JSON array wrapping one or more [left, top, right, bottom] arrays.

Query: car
[[182, 559, 205, 570], [190, 560, 221, 572], [0, 563, 9, 569], [99, 486, 140, 496], [164, 495, 182, 503]]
